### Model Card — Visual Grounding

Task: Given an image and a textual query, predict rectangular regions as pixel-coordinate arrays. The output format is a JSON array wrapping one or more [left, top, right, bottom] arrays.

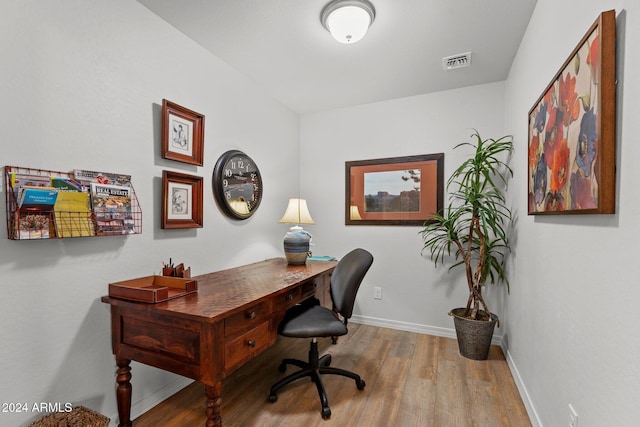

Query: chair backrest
[[330, 248, 374, 320]]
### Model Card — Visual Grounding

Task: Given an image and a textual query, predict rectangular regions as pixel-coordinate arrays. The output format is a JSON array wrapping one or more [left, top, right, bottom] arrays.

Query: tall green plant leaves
[[420, 131, 513, 319]]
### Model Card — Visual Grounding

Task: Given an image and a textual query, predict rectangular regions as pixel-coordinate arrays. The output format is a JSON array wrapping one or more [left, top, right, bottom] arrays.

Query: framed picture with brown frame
[[527, 10, 616, 215], [162, 99, 205, 166], [162, 170, 203, 229], [345, 153, 444, 226]]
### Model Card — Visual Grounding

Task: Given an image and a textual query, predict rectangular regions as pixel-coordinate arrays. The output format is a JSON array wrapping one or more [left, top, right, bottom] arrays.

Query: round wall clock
[[212, 150, 263, 220]]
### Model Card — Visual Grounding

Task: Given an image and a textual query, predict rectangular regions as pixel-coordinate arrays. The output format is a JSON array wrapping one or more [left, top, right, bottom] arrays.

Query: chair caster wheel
[[356, 379, 366, 390], [278, 362, 287, 373], [321, 406, 331, 419], [268, 393, 278, 403], [321, 355, 332, 367]]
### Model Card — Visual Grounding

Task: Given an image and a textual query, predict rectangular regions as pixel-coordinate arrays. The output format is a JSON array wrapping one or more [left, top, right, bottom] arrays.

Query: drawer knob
[[247, 311, 256, 320], [247, 340, 256, 348], [286, 293, 294, 301]]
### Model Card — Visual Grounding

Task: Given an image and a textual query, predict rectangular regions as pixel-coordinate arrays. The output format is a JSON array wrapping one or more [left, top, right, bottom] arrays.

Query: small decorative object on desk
[[278, 198, 315, 265], [109, 274, 197, 303], [162, 260, 191, 278], [307, 255, 337, 261]]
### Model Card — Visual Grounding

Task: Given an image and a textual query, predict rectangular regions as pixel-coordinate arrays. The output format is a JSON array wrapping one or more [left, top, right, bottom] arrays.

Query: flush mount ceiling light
[[321, 0, 376, 44]]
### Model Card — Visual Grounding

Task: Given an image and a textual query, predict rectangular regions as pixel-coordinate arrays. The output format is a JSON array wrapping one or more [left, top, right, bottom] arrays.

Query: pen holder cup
[[162, 266, 191, 278]]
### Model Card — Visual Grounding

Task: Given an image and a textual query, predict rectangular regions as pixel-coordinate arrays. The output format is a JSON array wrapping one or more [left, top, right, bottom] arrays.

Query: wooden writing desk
[[102, 258, 337, 427]]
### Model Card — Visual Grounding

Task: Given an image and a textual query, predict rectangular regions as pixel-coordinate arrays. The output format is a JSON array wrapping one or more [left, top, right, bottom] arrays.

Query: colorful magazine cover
[[18, 187, 58, 209], [14, 211, 52, 239], [74, 169, 131, 187], [9, 172, 51, 203], [90, 182, 133, 235], [54, 191, 94, 237]]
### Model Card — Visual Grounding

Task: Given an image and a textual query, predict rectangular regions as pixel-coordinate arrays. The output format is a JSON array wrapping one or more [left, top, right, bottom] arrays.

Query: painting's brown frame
[[162, 170, 203, 229], [527, 10, 616, 215], [345, 153, 444, 226], [161, 99, 205, 166]]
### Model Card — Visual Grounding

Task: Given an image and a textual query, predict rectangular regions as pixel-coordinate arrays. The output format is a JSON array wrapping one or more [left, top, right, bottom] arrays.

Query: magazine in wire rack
[[90, 182, 135, 235]]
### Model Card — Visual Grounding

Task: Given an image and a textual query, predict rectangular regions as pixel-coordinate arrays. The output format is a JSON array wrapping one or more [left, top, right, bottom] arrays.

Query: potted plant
[[420, 130, 513, 360]]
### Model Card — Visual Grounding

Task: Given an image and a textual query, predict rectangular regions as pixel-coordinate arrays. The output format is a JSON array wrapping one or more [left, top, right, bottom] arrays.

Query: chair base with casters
[[268, 338, 366, 419], [268, 248, 374, 419]]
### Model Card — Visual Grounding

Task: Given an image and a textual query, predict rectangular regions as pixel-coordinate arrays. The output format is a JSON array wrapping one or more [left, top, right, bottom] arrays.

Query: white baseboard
[[503, 346, 543, 427], [107, 376, 194, 426], [350, 314, 504, 346]]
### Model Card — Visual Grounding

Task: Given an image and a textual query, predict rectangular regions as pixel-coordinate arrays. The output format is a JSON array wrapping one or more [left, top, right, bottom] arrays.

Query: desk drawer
[[224, 321, 271, 373], [273, 287, 302, 312], [272, 279, 319, 312], [301, 279, 318, 299], [224, 301, 269, 337]]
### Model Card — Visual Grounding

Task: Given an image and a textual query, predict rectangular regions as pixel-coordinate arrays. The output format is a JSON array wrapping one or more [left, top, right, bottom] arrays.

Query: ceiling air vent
[[442, 52, 472, 70]]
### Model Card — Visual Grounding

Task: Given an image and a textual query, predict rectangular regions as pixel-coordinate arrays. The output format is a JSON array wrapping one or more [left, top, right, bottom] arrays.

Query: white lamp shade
[[321, 0, 376, 44], [278, 198, 315, 225], [349, 205, 363, 220]]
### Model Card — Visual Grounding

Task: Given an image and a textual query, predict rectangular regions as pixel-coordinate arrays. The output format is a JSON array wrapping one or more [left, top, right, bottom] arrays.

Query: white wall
[[4, 1, 638, 426], [300, 82, 507, 334], [0, 1, 299, 425], [302, 2, 640, 425], [504, 1, 640, 426]]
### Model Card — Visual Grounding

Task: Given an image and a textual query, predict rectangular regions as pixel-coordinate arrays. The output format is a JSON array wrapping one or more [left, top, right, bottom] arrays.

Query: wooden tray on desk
[[109, 275, 197, 303]]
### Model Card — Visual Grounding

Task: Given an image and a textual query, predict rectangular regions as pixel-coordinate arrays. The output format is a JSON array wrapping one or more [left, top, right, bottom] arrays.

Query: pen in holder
[[162, 262, 191, 278]]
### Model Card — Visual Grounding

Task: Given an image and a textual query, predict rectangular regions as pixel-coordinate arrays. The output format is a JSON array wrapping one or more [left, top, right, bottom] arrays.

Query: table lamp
[[278, 198, 315, 265], [349, 205, 362, 220]]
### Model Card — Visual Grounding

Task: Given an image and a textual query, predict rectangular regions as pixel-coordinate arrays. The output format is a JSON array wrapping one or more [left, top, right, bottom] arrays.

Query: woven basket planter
[[27, 406, 109, 427], [450, 307, 498, 360]]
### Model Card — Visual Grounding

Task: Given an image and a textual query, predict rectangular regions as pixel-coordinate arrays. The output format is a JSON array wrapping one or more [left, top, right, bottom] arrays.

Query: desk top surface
[[102, 258, 337, 322]]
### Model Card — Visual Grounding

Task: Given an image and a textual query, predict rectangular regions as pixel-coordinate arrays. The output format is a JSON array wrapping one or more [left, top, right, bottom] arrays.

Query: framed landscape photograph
[[162, 170, 203, 229], [161, 99, 205, 166], [527, 10, 616, 215], [345, 153, 444, 226]]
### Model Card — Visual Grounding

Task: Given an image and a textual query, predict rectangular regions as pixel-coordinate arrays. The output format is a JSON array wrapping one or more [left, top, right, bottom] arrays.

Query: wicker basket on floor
[[27, 406, 109, 427]]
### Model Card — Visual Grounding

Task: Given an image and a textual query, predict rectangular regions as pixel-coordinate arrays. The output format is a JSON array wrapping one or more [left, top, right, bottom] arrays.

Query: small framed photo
[[346, 153, 444, 226], [161, 99, 205, 166], [162, 170, 203, 229]]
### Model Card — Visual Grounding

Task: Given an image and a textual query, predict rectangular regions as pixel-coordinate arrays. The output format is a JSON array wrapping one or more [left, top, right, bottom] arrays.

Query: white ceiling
[[138, 0, 537, 114]]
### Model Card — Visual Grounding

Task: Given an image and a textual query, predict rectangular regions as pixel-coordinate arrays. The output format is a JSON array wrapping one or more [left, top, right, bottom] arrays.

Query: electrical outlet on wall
[[373, 287, 382, 300]]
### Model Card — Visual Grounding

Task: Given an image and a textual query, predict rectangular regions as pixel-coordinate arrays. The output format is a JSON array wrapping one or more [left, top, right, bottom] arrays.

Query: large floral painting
[[528, 10, 616, 215]]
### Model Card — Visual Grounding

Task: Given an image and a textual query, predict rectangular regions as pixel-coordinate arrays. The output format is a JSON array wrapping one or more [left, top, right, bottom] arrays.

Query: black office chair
[[268, 248, 374, 419]]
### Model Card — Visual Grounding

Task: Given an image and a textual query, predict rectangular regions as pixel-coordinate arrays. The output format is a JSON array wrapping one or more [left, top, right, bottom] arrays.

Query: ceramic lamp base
[[283, 227, 312, 265]]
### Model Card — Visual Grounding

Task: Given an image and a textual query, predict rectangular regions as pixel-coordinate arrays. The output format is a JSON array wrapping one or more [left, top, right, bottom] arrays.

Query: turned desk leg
[[115, 357, 133, 427], [205, 383, 222, 427]]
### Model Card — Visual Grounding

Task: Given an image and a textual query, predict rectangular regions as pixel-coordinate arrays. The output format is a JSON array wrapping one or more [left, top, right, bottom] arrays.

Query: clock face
[[212, 150, 263, 220]]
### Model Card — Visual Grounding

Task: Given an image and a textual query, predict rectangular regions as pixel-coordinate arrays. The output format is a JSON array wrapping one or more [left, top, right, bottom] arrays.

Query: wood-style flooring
[[133, 324, 531, 427]]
